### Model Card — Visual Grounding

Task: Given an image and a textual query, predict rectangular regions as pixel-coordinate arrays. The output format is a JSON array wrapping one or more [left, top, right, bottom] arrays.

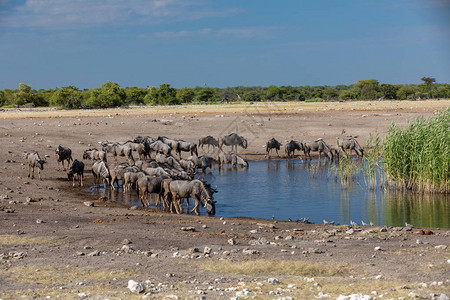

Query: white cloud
[[1, 0, 242, 29], [151, 26, 279, 39]]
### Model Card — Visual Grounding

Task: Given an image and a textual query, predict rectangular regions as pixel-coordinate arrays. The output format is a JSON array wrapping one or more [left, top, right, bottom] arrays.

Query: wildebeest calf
[[26, 152, 46, 180], [68, 159, 84, 187], [55, 145, 72, 171]]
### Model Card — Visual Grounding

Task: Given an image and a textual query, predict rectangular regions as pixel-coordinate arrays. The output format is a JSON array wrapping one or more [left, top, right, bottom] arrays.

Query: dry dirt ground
[[0, 101, 449, 299]]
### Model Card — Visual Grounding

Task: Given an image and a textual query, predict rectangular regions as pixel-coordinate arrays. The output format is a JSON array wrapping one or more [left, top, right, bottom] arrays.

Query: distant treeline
[[1, 78, 449, 109]]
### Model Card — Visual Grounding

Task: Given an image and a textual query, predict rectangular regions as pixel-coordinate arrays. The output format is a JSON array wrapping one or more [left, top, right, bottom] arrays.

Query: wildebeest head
[[241, 138, 248, 149], [82, 151, 89, 160], [204, 183, 218, 215], [38, 159, 47, 170], [67, 170, 74, 180]]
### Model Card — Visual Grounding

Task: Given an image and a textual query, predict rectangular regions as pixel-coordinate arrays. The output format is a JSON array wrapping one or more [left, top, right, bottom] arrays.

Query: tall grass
[[363, 131, 384, 189], [382, 109, 449, 193], [330, 155, 359, 187]]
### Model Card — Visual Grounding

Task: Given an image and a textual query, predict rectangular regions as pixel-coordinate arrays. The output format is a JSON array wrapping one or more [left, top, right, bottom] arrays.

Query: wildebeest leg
[[80, 173, 84, 187], [38, 168, 42, 180], [276, 149, 280, 157], [72, 176, 76, 187], [190, 197, 200, 215]]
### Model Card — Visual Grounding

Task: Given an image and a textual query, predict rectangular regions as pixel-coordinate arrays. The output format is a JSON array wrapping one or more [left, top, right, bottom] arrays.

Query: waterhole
[[88, 159, 449, 228]]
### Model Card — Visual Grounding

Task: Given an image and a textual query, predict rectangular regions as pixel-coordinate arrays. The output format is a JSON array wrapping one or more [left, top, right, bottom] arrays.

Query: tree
[[126, 86, 147, 105], [339, 90, 358, 100], [397, 85, 416, 100], [176, 87, 195, 103], [355, 79, 380, 100], [242, 91, 262, 102], [266, 85, 281, 101], [196, 87, 217, 102], [144, 83, 178, 105], [50, 86, 83, 108], [420, 76, 436, 99], [13, 83, 36, 107], [379, 84, 398, 100], [85, 82, 126, 108]]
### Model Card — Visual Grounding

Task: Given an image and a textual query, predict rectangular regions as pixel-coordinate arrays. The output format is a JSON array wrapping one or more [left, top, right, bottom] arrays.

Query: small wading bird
[[361, 220, 369, 226], [323, 219, 335, 225], [350, 220, 358, 227]]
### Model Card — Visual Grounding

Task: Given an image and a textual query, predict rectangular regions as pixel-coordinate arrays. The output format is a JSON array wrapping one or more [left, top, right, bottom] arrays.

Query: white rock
[[268, 277, 280, 284], [336, 294, 373, 300], [127, 280, 145, 293], [204, 247, 212, 254]]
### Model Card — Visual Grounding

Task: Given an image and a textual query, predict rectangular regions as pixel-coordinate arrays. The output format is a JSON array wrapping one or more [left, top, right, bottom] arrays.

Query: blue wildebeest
[[68, 159, 84, 187], [198, 136, 219, 151], [303, 138, 334, 161], [102, 142, 135, 165], [26, 152, 47, 180], [219, 133, 247, 152], [218, 152, 248, 168], [285, 140, 304, 159], [166, 179, 217, 215], [266, 138, 282, 158], [55, 145, 72, 171], [92, 161, 110, 187], [336, 137, 364, 157], [83, 148, 107, 162]]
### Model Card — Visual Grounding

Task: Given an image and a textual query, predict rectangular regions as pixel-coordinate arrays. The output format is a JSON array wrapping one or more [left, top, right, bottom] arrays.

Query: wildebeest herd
[[25, 132, 362, 216]]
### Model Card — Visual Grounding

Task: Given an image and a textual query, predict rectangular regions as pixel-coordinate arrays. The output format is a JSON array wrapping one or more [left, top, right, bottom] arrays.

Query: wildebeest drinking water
[[285, 140, 304, 159], [336, 137, 364, 157], [26, 152, 47, 180], [67, 159, 84, 187], [266, 138, 282, 158], [165, 179, 217, 215], [303, 138, 334, 161], [55, 145, 72, 171], [218, 152, 249, 168], [219, 133, 247, 152], [91, 161, 110, 187]]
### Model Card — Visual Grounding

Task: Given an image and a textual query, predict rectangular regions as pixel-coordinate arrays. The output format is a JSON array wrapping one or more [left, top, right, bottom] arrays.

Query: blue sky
[[1, 0, 449, 90]]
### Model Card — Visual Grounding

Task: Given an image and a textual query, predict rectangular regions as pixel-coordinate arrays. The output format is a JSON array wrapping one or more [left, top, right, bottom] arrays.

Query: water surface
[[89, 159, 449, 228]]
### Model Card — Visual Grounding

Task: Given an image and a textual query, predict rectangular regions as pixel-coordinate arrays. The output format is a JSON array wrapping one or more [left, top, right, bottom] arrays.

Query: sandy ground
[[0, 100, 449, 299]]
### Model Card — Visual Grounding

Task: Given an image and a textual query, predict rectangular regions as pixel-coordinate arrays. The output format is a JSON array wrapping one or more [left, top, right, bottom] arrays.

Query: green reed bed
[[363, 131, 385, 190], [331, 154, 360, 187], [382, 109, 449, 193]]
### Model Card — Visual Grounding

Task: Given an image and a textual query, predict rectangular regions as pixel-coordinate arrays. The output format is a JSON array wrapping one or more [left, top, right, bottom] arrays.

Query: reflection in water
[[87, 159, 449, 228]]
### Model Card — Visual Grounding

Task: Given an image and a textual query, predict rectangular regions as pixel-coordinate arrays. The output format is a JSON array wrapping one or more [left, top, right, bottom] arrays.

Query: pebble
[[127, 280, 145, 293], [268, 278, 280, 284], [228, 238, 236, 245]]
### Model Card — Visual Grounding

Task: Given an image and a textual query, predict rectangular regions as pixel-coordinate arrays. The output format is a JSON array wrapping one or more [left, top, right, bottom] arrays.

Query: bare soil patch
[[0, 101, 449, 299]]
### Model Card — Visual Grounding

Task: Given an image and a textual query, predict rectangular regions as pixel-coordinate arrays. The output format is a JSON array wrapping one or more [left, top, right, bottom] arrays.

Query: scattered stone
[[83, 201, 94, 207], [87, 250, 100, 256], [242, 249, 260, 255], [379, 227, 388, 232], [336, 294, 373, 300], [228, 238, 236, 245], [374, 246, 383, 251], [76, 251, 85, 256], [180, 226, 196, 232], [127, 280, 146, 293], [408, 292, 419, 298], [268, 277, 280, 284], [346, 229, 354, 235], [435, 245, 447, 250], [203, 247, 212, 254], [249, 229, 258, 234], [36, 219, 44, 224], [122, 239, 132, 245]]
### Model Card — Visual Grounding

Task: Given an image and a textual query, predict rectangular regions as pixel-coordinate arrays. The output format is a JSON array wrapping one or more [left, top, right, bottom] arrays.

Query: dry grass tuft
[[200, 259, 350, 277], [0, 234, 65, 246]]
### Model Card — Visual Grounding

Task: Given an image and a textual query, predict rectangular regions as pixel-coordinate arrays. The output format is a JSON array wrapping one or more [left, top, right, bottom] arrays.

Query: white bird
[[350, 220, 358, 227], [405, 222, 413, 227], [361, 220, 368, 226], [323, 219, 335, 225], [370, 221, 374, 226]]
